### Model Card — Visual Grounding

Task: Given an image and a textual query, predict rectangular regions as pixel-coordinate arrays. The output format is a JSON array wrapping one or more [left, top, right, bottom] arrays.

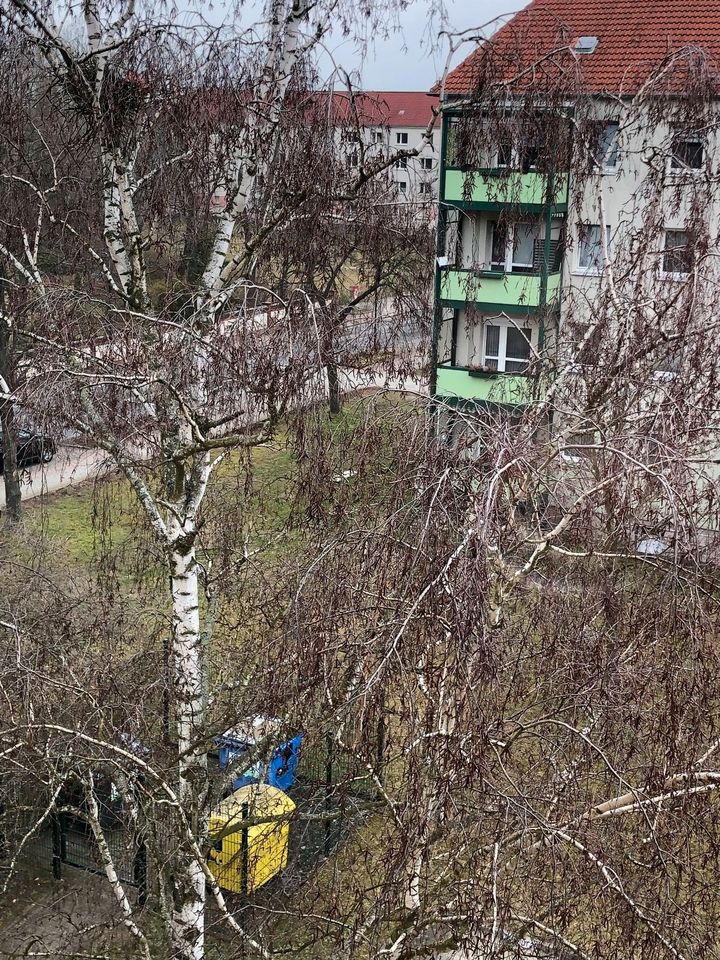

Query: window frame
[[575, 223, 612, 275], [488, 220, 543, 274], [668, 133, 704, 174], [482, 320, 534, 373], [396, 131, 408, 145], [662, 229, 693, 279], [421, 157, 434, 170], [397, 180, 407, 193], [596, 120, 620, 172]]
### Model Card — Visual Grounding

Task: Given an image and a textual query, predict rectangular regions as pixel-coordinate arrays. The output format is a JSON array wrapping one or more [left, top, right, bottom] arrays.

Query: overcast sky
[[201, 0, 522, 91], [319, 0, 522, 91]]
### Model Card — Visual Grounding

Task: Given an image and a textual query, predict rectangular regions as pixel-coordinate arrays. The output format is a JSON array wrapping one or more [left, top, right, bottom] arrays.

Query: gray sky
[[321, 0, 521, 90], [203, 1, 521, 91]]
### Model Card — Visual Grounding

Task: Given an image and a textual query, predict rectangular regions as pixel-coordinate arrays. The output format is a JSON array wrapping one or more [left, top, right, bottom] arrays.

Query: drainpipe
[[430, 107, 450, 400]]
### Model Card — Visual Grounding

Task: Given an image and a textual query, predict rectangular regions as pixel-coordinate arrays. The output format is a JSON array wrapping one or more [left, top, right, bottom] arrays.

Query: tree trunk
[[168, 515, 207, 960], [0, 316, 22, 524], [327, 360, 342, 416]]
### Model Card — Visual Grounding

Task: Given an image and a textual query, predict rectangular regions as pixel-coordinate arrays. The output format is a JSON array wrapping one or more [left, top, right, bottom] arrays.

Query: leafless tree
[[0, 1, 437, 958], [5, 8, 720, 960]]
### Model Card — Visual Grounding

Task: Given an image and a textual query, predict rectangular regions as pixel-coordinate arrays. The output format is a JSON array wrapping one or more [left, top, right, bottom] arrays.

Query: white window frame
[[421, 157, 433, 170], [668, 133, 704, 174], [597, 120, 620, 172], [661, 229, 692, 279], [371, 130, 383, 144], [493, 143, 538, 172], [482, 319, 534, 373], [397, 180, 407, 193], [396, 131, 408, 145], [575, 224, 611, 275], [488, 221, 541, 273], [419, 182, 432, 195]]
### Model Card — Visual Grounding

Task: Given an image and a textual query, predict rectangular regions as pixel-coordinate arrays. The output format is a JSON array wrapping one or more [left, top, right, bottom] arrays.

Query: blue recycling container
[[215, 726, 304, 792]]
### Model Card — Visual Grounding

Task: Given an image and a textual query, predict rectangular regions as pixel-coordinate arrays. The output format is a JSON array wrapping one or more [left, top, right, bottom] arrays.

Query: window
[[349, 151, 358, 168], [396, 132, 408, 145], [596, 121, 619, 169], [496, 141, 513, 168], [421, 157, 433, 170], [577, 224, 611, 272], [483, 323, 532, 373], [505, 326, 533, 372], [512, 223, 536, 269], [520, 140, 539, 173], [398, 181, 407, 193], [670, 134, 704, 172], [395, 156, 408, 169], [419, 182, 432, 195], [489, 221, 540, 273], [663, 230, 692, 276], [563, 429, 597, 462], [490, 222, 508, 270], [372, 130, 383, 143]]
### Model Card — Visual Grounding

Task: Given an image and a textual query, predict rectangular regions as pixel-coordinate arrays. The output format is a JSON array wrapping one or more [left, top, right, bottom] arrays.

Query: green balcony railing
[[443, 169, 569, 208], [440, 269, 561, 310], [435, 365, 543, 408]]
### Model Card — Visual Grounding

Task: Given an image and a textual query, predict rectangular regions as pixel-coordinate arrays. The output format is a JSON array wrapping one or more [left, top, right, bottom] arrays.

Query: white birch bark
[[167, 509, 208, 960]]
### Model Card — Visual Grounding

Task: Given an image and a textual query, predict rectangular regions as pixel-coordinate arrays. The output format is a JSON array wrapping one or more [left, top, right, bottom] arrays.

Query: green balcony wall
[[435, 366, 541, 407], [440, 269, 561, 310], [443, 169, 569, 207]]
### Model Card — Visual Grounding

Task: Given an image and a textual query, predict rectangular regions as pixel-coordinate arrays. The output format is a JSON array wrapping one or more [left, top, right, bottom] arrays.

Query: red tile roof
[[309, 91, 438, 128], [442, 0, 720, 96]]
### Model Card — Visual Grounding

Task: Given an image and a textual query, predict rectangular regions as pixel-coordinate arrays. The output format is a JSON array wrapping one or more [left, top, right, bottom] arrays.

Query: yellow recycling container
[[208, 783, 296, 895]]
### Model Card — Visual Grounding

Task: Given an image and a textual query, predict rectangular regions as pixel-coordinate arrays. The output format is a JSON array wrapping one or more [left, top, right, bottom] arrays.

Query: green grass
[[21, 395, 419, 571]]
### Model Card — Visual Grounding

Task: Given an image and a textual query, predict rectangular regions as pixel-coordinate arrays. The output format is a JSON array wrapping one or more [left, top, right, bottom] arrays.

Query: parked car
[[0, 427, 56, 472]]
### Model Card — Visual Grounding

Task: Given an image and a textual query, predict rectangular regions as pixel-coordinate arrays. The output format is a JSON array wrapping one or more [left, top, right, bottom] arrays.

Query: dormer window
[[574, 36, 599, 54]]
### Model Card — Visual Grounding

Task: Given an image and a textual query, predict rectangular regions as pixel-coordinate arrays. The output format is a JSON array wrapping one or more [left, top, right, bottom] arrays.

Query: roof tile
[[442, 0, 720, 95]]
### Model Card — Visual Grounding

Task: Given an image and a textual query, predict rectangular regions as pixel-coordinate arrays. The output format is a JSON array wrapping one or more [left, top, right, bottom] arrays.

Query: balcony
[[439, 268, 561, 311], [435, 365, 543, 408], [443, 169, 569, 209]]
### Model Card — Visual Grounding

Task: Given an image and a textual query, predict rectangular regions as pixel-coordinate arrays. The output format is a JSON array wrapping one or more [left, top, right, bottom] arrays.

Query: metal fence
[[1, 729, 383, 904]]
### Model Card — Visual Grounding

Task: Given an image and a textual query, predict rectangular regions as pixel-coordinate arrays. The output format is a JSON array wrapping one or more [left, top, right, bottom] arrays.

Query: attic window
[[574, 36, 599, 54], [398, 109, 405, 115]]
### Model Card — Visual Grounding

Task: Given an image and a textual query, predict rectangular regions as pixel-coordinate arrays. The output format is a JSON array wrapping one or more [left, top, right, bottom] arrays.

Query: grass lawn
[[21, 394, 419, 571]]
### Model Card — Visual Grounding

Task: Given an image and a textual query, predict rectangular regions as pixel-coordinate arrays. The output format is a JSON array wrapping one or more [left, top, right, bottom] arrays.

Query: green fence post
[[134, 836, 148, 906], [51, 812, 62, 880]]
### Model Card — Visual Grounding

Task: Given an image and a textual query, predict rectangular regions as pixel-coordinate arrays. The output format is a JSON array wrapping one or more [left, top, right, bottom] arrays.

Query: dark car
[[0, 427, 56, 472]]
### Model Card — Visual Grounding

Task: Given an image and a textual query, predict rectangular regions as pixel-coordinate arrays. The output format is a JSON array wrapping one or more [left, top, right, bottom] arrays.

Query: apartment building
[[327, 91, 439, 208], [432, 0, 720, 424]]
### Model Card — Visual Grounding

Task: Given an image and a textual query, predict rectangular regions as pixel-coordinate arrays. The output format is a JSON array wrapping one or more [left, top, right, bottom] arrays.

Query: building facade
[[328, 91, 440, 208], [431, 0, 720, 434]]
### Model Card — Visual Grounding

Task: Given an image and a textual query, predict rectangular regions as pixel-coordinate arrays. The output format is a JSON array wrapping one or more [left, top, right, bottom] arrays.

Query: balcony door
[[483, 321, 533, 373], [489, 221, 539, 273]]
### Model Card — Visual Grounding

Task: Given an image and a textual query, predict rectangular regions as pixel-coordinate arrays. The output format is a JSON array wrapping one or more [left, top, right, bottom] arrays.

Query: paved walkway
[[0, 446, 109, 509]]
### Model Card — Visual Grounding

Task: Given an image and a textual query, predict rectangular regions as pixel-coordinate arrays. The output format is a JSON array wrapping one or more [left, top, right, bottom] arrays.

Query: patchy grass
[[25, 477, 135, 565], [19, 394, 419, 573]]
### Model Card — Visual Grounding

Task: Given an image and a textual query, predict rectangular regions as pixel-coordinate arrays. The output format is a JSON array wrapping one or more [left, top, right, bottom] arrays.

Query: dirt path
[[0, 869, 135, 959]]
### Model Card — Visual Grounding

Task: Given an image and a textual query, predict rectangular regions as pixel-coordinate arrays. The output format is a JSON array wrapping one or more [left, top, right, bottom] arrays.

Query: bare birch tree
[[0, 2, 437, 958]]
